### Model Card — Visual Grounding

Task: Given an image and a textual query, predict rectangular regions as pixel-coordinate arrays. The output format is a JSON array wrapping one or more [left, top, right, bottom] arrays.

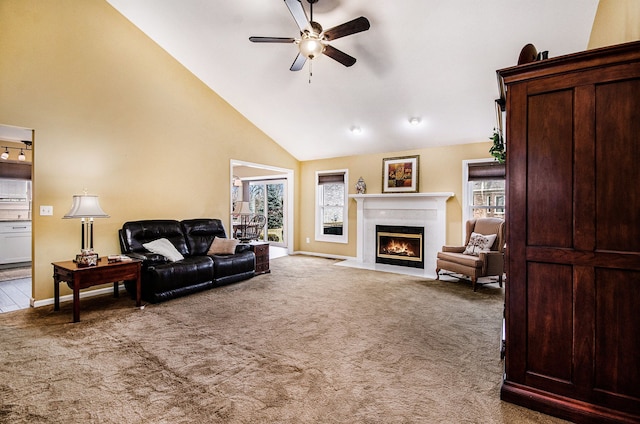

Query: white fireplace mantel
[[340, 192, 454, 278], [350, 192, 454, 206]]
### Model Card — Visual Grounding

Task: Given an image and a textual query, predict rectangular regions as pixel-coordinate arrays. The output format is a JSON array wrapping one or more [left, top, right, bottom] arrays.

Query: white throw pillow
[[463, 232, 498, 256], [208, 237, 239, 255], [143, 238, 184, 262]]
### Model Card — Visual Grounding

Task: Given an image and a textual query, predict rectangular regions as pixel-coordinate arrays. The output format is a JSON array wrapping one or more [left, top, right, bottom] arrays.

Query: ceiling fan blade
[[249, 36, 296, 43], [323, 16, 370, 41], [323, 45, 356, 67], [284, 0, 309, 32], [290, 53, 307, 71]]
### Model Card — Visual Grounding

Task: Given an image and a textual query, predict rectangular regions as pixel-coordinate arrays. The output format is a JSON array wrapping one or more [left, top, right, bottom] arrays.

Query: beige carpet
[[0, 256, 567, 423]]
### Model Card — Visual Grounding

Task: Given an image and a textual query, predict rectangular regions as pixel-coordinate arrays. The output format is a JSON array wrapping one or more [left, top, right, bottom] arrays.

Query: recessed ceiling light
[[409, 117, 422, 126], [350, 126, 362, 134]]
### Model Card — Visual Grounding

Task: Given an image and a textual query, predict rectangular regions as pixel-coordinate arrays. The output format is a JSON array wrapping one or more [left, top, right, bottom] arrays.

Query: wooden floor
[[0, 277, 31, 313]]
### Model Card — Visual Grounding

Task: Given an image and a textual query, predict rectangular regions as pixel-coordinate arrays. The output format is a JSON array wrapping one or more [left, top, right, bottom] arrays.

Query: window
[[462, 160, 505, 242], [315, 169, 348, 243]]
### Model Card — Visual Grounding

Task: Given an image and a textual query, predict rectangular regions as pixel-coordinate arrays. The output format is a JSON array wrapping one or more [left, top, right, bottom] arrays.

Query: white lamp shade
[[237, 201, 251, 215], [63, 195, 110, 219]]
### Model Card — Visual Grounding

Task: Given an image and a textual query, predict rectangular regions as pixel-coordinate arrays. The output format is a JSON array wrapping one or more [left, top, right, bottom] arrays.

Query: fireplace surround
[[339, 192, 454, 278]]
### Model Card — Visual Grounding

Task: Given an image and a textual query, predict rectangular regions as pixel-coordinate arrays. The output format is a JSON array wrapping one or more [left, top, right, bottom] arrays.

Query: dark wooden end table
[[249, 241, 270, 275], [52, 258, 141, 323]]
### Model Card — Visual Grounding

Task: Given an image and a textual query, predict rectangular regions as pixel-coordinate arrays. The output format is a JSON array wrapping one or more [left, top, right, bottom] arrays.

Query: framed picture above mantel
[[382, 155, 419, 193]]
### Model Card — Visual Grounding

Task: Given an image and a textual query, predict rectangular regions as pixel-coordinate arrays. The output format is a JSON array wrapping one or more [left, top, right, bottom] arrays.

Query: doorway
[[0, 124, 34, 313], [230, 160, 294, 254]]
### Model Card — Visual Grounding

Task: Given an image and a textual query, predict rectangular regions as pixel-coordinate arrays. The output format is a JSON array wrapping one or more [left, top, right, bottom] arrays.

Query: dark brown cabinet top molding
[[498, 40, 640, 85]]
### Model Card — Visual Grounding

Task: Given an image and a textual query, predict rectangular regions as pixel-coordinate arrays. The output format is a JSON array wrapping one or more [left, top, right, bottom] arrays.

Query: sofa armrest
[[441, 245, 465, 253], [235, 243, 251, 254], [126, 251, 168, 266]]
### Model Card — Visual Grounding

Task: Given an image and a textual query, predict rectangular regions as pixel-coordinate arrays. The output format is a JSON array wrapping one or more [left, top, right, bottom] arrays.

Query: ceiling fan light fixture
[[249, 1, 369, 71], [299, 34, 325, 59]]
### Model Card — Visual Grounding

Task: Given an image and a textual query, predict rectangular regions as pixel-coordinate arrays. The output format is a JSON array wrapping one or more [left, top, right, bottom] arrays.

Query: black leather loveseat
[[119, 218, 255, 303]]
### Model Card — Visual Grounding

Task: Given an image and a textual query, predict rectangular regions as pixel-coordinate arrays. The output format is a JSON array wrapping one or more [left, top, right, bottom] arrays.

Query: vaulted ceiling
[[106, 0, 599, 161]]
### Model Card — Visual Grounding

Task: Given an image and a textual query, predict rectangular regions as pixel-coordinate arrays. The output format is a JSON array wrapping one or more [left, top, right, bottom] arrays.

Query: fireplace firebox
[[376, 225, 424, 269]]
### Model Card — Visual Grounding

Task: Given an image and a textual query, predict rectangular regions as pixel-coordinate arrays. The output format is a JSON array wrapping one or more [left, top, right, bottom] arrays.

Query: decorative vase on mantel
[[355, 177, 366, 194]]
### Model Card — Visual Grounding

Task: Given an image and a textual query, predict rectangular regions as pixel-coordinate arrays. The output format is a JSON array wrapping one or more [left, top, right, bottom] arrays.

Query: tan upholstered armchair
[[435, 218, 505, 291]]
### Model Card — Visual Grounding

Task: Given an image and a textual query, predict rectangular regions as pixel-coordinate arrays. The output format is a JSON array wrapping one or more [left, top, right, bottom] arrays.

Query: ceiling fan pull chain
[[309, 60, 313, 84]]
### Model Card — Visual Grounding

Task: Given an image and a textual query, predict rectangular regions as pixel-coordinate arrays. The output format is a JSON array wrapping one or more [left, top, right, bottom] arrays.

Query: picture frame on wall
[[382, 155, 419, 193]]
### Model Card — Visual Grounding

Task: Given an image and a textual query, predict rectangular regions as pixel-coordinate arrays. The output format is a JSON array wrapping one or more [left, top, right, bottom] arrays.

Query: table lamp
[[237, 201, 251, 216], [235, 201, 252, 240], [63, 192, 109, 266]]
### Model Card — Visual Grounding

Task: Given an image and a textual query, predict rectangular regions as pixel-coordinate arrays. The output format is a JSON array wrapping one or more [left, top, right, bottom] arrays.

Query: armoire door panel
[[594, 268, 640, 403], [595, 79, 640, 253], [526, 262, 574, 383], [526, 90, 574, 248]]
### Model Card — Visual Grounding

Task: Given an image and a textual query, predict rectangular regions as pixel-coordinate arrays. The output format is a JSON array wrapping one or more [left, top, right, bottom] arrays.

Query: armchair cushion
[[463, 232, 497, 256], [437, 251, 483, 268], [143, 238, 185, 262]]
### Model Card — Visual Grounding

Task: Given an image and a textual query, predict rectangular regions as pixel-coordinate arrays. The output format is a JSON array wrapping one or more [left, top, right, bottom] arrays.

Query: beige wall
[[299, 142, 493, 258], [0, 0, 298, 301], [588, 0, 640, 49]]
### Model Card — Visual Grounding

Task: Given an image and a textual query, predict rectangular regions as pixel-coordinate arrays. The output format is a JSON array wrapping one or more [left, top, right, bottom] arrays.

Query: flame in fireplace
[[381, 240, 416, 257], [377, 229, 424, 267]]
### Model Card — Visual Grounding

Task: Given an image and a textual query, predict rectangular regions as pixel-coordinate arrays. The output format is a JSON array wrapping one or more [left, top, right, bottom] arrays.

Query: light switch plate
[[40, 205, 53, 216]]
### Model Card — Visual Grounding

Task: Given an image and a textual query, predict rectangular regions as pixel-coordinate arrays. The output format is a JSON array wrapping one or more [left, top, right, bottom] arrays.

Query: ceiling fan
[[249, 0, 370, 71]]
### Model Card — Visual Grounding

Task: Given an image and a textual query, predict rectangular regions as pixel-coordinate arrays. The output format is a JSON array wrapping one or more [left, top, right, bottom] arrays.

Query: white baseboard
[[291, 251, 354, 261], [31, 284, 126, 309]]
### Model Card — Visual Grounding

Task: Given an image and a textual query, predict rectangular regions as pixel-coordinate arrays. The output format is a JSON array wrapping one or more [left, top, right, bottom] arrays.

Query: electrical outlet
[[40, 205, 53, 216], [306, 237, 310, 243]]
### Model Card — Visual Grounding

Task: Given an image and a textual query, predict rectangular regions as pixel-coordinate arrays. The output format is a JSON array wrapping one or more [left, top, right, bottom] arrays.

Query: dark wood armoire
[[498, 41, 640, 424]]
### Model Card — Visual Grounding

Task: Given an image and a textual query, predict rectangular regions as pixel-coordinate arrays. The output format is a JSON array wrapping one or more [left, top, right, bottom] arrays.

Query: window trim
[[315, 169, 349, 244]]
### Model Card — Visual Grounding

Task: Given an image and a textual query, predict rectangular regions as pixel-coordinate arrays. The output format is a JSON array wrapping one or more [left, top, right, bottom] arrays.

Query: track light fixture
[[0, 140, 31, 161]]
